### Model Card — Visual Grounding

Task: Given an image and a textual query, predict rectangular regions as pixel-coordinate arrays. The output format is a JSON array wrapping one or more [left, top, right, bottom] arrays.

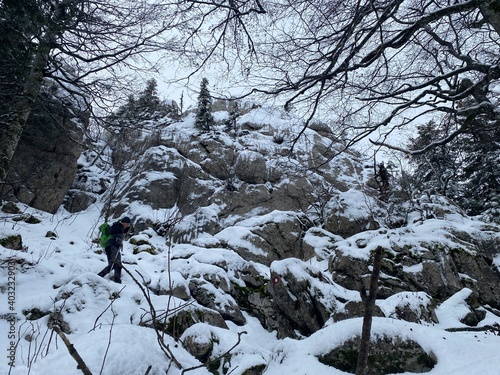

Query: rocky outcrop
[[215, 211, 315, 266], [329, 223, 500, 310], [64, 146, 112, 213], [7, 93, 500, 375], [2, 87, 87, 213], [49, 101, 500, 348], [189, 278, 246, 326], [104, 109, 362, 223], [265, 261, 333, 338]]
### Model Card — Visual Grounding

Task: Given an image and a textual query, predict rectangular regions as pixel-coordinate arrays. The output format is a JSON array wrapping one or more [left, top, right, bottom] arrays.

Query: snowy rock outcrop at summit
[[1, 99, 500, 375]]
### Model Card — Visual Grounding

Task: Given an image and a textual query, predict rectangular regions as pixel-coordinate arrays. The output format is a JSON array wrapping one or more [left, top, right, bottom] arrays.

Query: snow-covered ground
[[1, 201, 500, 375]]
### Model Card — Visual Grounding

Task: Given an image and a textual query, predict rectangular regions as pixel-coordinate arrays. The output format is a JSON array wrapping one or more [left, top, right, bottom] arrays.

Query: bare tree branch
[[52, 325, 93, 375]]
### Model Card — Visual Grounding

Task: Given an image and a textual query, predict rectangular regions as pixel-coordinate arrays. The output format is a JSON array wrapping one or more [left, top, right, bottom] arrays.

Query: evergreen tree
[[456, 124, 500, 218], [225, 100, 240, 134], [136, 79, 163, 116], [113, 94, 137, 119], [109, 79, 169, 128], [407, 120, 462, 198], [195, 78, 214, 132], [407, 118, 500, 219]]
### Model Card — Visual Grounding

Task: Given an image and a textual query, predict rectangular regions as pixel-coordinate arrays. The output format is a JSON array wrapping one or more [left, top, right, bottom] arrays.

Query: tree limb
[[52, 325, 93, 375]]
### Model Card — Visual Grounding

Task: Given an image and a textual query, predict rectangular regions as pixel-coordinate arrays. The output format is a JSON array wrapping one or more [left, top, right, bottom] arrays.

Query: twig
[[141, 300, 196, 327], [99, 308, 116, 375], [162, 239, 174, 342], [46, 292, 75, 356], [121, 264, 183, 369], [89, 286, 125, 332], [446, 324, 500, 333]]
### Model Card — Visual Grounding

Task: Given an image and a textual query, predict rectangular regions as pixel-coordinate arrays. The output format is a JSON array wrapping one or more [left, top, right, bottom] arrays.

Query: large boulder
[[320, 336, 436, 374], [215, 211, 315, 266], [234, 150, 268, 184], [323, 189, 380, 238]]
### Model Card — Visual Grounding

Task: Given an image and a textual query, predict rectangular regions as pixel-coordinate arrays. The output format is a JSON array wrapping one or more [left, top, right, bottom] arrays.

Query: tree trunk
[[479, 0, 500, 36], [0, 31, 52, 184], [356, 246, 383, 375]]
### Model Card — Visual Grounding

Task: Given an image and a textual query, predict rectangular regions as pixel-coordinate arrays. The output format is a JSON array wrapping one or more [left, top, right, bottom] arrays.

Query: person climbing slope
[[97, 216, 132, 283]]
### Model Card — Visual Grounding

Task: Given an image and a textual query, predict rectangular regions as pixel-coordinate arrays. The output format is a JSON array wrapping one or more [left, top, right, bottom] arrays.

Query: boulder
[[189, 279, 246, 326], [319, 336, 436, 374], [234, 150, 268, 184], [265, 259, 336, 338], [216, 211, 314, 266], [324, 189, 380, 238]]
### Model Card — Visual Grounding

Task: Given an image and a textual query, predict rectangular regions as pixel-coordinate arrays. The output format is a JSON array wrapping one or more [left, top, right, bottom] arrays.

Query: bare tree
[[4, 1, 499, 181], [356, 246, 384, 375], [0, 0, 182, 183], [167, 0, 500, 156]]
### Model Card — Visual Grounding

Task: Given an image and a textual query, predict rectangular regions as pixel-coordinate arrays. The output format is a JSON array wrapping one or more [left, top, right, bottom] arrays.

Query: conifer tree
[[195, 78, 214, 132], [225, 100, 240, 134], [407, 118, 500, 219], [407, 120, 461, 198], [109, 79, 170, 128], [136, 79, 162, 116]]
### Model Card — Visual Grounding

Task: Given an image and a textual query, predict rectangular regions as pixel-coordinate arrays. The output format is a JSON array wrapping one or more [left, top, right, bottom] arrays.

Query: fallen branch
[[445, 324, 500, 334], [52, 325, 93, 375]]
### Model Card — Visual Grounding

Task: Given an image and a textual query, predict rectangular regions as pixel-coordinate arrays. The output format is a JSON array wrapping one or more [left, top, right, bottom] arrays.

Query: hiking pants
[[98, 244, 122, 282]]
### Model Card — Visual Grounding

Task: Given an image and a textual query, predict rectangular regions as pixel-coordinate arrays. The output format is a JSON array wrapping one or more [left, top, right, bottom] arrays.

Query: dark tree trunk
[[0, 32, 52, 184], [356, 246, 384, 375], [479, 0, 500, 36]]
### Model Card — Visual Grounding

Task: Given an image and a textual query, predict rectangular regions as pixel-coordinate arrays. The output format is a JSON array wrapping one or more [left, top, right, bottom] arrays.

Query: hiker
[[97, 217, 132, 283]]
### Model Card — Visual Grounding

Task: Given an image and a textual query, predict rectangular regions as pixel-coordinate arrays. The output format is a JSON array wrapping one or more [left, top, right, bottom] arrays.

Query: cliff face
[[61, 102, 500, 340], [2, 83, 87, 213]]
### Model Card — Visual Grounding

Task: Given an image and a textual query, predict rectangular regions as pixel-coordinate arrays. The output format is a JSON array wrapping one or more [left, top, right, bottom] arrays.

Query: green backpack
[[98, 223, 112, 248]]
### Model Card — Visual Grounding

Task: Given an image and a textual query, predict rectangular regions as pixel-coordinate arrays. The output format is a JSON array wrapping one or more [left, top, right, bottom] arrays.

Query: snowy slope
[[0, 201, 499, 375]]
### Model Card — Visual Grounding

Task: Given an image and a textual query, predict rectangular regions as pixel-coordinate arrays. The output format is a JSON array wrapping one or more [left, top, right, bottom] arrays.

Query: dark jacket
[[107, 221, 129, 247]]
